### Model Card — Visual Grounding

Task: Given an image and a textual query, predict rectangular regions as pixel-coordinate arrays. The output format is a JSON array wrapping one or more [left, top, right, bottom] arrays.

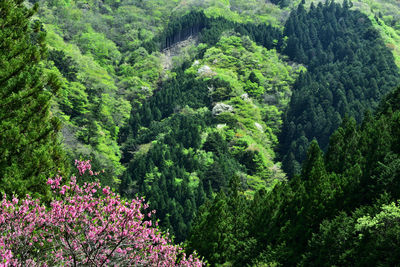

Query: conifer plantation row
[[2, 0, 400, 265]]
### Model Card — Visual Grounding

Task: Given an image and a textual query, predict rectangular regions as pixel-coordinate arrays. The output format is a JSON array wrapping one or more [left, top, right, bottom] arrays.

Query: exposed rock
[[212, 103, 234, 116]]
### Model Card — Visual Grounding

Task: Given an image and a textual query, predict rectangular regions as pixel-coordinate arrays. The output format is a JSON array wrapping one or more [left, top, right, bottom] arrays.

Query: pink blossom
[[0, 160, 203, 266], [102, 187, 111, 195]]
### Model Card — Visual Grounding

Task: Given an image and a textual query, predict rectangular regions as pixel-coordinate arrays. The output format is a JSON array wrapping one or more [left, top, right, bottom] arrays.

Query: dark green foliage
[[120, 48, 282, 241], [235, 23, 281, 50], [189, 85, 400, 265], [279, 1, 400, 177], [33, 0, 285, 188], [16, 0, 400, 264], [145, 10, 281, 53], [188, 176, 254, 266], [119, 71, 211, 154], [119, 69, 214, 241], [0, 0, 67, 199], [201, 16, 281, 50], [303, 197, 400, 267], [120, 100, 242, 242], [161, 11, 206, 50], [203, 132, 228, 156], [143, 10, 232, 52], [48, 50, 78, 81], [117, 0, 295, 247], [269, 0, 290, 8]]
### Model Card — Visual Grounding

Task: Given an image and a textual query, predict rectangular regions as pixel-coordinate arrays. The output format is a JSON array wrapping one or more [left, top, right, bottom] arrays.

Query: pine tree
[[0, 0, 66, 199]]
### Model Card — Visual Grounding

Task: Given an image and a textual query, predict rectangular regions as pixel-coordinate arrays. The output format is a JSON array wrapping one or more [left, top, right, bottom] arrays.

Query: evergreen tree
[[188, 192, 233, 265], [279, 1, 400, 176], [0, 0, 66, 199]]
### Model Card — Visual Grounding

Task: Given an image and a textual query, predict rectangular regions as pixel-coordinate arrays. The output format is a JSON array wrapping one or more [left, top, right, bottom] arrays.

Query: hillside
[[188, 85, 400, 266], [119, 34, 302, 240], [310, 0, 400, 67], [1, 0, 400, 265], [27, 0, 400, 181], [279, 0, 400, 176]]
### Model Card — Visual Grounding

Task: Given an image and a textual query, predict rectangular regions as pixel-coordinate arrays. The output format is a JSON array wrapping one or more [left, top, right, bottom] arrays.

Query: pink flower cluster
[[0, 161, 203, 266], [75, 159, 93, 175]]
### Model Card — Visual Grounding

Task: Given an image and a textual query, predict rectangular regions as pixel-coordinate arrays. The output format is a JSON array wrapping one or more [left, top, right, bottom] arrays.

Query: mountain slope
[[188, 84, 400, 265], [119, 34, 302, 241], [18, 0, 400, 259], [279, 1, 400, 176]]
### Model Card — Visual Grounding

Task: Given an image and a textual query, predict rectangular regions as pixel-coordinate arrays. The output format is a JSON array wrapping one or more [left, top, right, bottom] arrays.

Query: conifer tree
[[0, 0, 66, 199]]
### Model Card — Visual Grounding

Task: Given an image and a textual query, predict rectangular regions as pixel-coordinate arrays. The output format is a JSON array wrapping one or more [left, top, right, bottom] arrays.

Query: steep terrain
[[8, 0, 400, 264], [311, 0, 400, 67], [30, 0, 286, 185], [279, 1, 400, 176], [188, 84, 400, 266], [119, 34, 302, 240]]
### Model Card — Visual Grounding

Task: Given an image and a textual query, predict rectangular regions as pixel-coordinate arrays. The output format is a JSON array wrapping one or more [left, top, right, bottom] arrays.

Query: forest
[[1, 0, 400, 265]]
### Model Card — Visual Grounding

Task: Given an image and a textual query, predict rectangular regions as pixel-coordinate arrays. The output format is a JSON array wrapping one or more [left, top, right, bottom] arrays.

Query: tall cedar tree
[[0, 0, 66, 199]]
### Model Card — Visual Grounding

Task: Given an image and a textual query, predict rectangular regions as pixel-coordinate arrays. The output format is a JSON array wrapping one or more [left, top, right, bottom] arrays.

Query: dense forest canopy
[[279, 0, 400, 176], [119, 34, 302, 241], [188, 84, 400, 266], [1, 0, 400, 265]]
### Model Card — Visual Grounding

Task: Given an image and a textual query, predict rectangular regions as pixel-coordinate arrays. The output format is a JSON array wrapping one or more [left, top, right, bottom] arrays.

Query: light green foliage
[[304, 199, 400, 266], [14, 0, 400, 265], [33, 0, 306, 189], [204, 5, 242, 23], [365, 8, 400, 68], [43, 24, 129, 184], [188, 35, 303, 105], [198, 0, 286, 26], [356, 201, 400, 232], [186, 35, 302, 188], [118, 48, 163, 103], [76, 27, 121, 68]]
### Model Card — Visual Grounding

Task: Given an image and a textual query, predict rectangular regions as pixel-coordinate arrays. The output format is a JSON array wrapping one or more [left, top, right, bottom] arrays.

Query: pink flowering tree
[[0, 160, 203, 266]]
